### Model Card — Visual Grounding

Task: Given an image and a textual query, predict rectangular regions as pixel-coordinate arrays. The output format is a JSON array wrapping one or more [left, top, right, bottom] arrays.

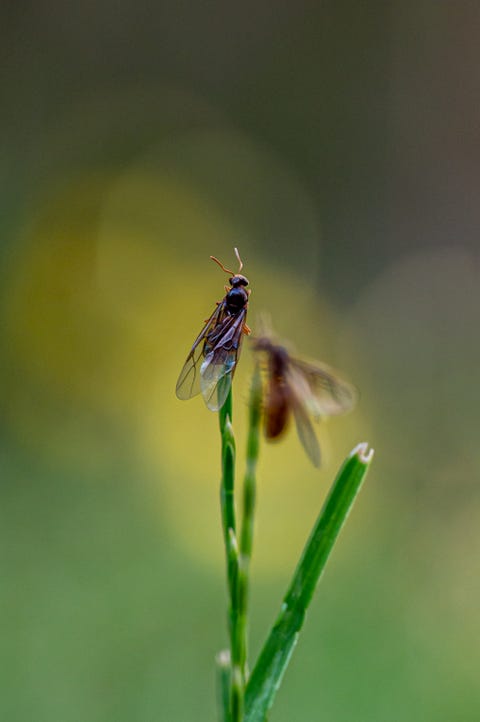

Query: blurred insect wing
[[289, 357, 357, 418], [290, 392, 321, 467], [285, 355, 356, 466]]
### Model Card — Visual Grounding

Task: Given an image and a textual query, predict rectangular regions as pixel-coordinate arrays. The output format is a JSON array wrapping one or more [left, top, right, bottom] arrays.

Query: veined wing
[[175, 300, 226, 401], [289, 357, 357, 418], [200, 307, 247, 411]]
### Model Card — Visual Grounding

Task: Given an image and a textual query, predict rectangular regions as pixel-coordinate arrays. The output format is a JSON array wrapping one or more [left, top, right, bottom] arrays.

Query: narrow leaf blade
[[245, 443, 374, 722]]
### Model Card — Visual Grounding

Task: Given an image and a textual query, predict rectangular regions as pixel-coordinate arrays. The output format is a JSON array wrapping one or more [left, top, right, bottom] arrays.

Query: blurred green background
[[1, 3, 479, 721]]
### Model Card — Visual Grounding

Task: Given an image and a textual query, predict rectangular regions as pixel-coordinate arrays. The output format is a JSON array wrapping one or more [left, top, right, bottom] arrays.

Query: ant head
[[230, 274, 249, 288]]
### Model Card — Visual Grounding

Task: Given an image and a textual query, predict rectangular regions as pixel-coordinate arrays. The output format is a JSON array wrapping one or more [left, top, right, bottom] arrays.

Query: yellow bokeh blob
[[2, 155, 365, 575]]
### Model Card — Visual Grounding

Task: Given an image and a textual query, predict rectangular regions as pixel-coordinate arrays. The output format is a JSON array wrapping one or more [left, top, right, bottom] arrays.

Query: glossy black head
[[229, 274, 249, 288]]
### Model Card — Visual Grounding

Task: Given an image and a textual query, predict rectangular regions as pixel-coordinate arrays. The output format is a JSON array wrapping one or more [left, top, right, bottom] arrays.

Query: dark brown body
[[264, 345, 291, 439]]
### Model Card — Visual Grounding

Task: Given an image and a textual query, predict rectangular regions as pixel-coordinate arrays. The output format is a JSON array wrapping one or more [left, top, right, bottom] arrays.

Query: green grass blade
[[237, 365, 262, 673], [231, 368, 263, 721], [218, 388, 239, 719], [244, 442, 374, 722], [219, 384, 260, 721]]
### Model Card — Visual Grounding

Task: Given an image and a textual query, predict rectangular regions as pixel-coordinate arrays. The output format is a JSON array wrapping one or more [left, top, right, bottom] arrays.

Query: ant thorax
[[226, 284, 249, 313]]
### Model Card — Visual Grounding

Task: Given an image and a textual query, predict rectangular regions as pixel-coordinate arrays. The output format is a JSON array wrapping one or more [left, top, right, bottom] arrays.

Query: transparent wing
[[289, 388, 321, 467], [175, 301, 226, 401], [289, 357, 357, 418], [200, 307, 247, 411], [200, 349, 234, 412]]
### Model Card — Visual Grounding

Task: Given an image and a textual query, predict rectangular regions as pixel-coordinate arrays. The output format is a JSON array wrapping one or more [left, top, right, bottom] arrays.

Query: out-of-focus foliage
[[1, 2, 479, 721]]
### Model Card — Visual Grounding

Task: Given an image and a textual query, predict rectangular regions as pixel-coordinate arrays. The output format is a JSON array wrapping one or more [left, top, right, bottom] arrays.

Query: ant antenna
[[210, 255, 234, 275], [234, 247, 243, 272], [210, 247, 244, 275]]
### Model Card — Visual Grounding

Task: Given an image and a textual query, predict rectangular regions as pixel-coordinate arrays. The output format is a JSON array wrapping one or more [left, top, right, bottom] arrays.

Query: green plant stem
[[218, 371, 262, 722], [218, 388, 241, 719], [216, 650, 232, 722], [237, 366, 262, 680], [219, 402, 237, 602], [244, 442, 374, 722], [219, 388, 235, 545]]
